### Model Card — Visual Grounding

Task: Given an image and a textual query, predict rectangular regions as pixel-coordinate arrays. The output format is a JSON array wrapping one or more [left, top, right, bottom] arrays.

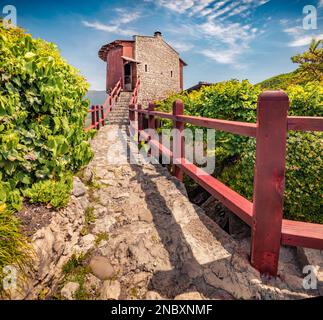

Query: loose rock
[[89, 256, 115, 280], [61, 282, 80, 300], [100, 280, 121, 300], [73, 177, 87, 197]]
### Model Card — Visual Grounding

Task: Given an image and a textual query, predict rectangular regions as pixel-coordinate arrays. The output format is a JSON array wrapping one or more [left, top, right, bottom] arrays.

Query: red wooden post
[[251, 91, 289, 276], [95, 105, 100, 129], [100, 105, 104, 126], [172, 100, 184, 181], [148, 102, 155, 130], [91, 105, 95, 128], [148, 102, 155, 156], [138, 104, 143, 144], [129, 103, 135, 122]]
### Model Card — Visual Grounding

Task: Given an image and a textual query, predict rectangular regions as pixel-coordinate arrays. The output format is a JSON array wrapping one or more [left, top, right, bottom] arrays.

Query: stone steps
[[106, 91, 132, 125]]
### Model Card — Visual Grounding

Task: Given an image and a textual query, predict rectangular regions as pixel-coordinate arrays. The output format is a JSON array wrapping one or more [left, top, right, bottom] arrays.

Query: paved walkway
[[80, 124, 311, 300]]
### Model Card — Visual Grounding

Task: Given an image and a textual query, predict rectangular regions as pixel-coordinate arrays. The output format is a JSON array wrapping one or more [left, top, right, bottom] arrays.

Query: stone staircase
[[107, 91, 132, 126]]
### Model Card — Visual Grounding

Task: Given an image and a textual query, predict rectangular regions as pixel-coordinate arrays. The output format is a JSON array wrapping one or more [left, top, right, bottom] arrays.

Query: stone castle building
[[98, 31, 187, 105]]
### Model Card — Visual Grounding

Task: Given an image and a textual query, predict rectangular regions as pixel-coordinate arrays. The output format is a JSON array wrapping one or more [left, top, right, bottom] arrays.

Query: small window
[[171, 71, 173, 77], [145, 64, 148, 72]]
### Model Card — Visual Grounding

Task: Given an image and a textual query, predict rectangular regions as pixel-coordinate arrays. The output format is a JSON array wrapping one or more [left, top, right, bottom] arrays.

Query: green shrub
[[156, 80, 261, 164], [220, 82, 323, 224], [0, 204, 31, 294], [0, 24, 93, 211], [157, 81, 322, 224], [23, 175, 73, 208], [221, 131, 322, 224], [286, 82, 323, 116]]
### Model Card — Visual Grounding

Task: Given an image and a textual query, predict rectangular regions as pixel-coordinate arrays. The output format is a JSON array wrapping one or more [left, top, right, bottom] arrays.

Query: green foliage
[[157, 80, 322, 223], [258, 71, 300, 90], [80, 206, 96, 236], [0, 24, 93, 211], [61, 253, 91, 300], [156, 80, 261, 164], [219, 83, 323, 224], [258, 40, 323, 90], [0, 204, 31, 294], [23, 175, 73, 208], [95, 232, 109, 245], [286, 81, 323, 116], [221, 131, 322, 224], [291, 39, 323, 83]]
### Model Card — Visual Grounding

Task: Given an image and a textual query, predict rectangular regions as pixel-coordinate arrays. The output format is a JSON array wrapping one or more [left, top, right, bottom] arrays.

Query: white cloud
[[153, 0, 268, 67], [82, 21, 137, 36], [207, 1, 240, 20], [199, 21, 256, 47], [155, 0, 269, 20], [201, 49, 236, 64], [284, 26, 323, 47], [288, 34, 323, 47], [82, 8, 141, 36], [156, 0, 195, 13], [113, 9, 141, 24], [169, 41, 194, 52], [189, 0, 215, 16]]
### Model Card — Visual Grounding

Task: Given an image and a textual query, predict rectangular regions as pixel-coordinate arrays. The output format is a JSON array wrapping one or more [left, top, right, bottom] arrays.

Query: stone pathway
[[71, 124, 316, 300]]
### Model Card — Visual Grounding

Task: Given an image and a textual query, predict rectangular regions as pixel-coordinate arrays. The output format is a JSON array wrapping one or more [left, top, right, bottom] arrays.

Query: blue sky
[[1, 0, 322, 90]]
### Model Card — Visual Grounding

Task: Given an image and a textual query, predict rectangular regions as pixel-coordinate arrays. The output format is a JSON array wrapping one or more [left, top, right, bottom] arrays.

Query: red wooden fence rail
[[129, 88, 323, 276], [84, 78, 122, 131]]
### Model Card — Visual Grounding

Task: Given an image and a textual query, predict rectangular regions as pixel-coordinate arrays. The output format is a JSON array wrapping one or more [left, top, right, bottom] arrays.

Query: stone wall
[[6, 178, 90, 300], [135, 35, 181, 106]]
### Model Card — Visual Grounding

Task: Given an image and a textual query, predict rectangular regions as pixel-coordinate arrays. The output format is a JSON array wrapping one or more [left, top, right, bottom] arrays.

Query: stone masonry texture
[[135, 35, 181, 106]]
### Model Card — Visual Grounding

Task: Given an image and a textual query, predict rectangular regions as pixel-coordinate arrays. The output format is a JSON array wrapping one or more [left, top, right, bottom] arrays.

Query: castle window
[[171, 71, 173, 77], [145, 64, 148, 72]]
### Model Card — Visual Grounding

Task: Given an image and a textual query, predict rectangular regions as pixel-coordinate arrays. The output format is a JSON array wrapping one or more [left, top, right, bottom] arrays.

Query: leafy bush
[[286, 82, 323, 116], [0, 203, 31, 294], [156, 80, 261, 164], [221, 83, 322, 223], [221, 131, 322, 224], [156, 81, 322, 224], [23, 174, 73, 208], [0, 24, 93, 211]]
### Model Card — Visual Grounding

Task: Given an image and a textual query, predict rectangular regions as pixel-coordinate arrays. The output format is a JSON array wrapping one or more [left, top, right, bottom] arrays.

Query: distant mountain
[[86, 90, 107, 106]]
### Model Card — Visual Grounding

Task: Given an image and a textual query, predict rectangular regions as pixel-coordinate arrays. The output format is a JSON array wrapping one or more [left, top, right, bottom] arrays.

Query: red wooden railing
[[129, 90, 323, 276], [130, 77, 140, 105], [84, 78, 122, 130]]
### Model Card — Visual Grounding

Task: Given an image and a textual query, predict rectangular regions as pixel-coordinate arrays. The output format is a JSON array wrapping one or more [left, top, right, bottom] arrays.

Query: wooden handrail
[[131, 93, 323, 277], [84, 78, 122, 131], [287, 116, 323, 132], [130, 77, 140, 106]]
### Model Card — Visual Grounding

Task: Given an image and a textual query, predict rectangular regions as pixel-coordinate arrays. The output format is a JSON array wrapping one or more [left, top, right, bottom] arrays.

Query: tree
[[291, 39, 323, 82]]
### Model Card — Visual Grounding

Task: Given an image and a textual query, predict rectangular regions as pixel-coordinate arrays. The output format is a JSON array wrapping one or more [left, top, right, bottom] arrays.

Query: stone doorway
[[124, 63, 132, 91]]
